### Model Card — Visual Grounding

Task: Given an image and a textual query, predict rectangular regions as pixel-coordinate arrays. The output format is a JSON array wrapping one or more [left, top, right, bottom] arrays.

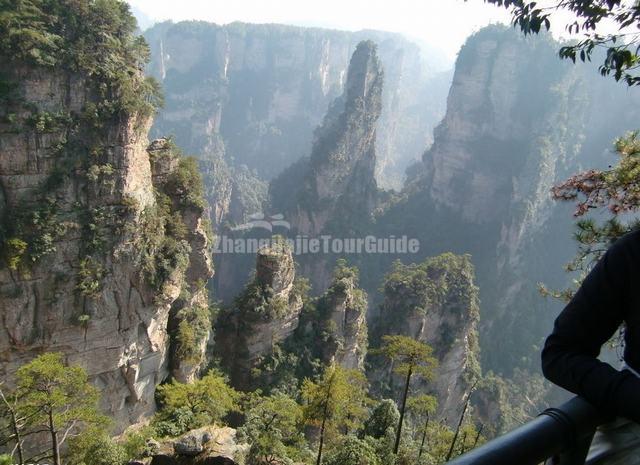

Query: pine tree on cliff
[[11, 354, 107, 465], [407, 394, 438, 460], [374, 335, 438, 455]]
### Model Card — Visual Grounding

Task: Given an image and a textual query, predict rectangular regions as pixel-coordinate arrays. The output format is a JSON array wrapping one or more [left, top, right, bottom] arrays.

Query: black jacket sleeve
[[541, 234, 640, 423]]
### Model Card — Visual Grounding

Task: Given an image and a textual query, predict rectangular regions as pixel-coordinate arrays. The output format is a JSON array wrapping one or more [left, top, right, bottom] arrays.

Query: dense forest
[[1, 0, 639, 464]]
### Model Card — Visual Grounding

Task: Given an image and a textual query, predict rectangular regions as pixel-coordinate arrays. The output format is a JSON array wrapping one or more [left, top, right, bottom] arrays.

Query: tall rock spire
[[272, 40, 384, 239]]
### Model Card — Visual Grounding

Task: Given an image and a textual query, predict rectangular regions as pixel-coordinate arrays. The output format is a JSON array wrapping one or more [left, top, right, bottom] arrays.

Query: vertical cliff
[[369, 254, 481, 424], [0, 2, 212, 430], [370, 25, 640, 375], [284, 40, 383, 236], [419, 26, 640, 372]]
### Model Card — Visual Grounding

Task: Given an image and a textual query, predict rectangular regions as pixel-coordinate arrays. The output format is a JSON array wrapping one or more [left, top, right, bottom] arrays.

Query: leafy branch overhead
[[480, 0, 640, 85], [539, 132, 640, 302]]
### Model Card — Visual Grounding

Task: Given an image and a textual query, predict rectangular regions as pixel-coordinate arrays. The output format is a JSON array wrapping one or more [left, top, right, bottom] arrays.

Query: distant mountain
[[143, 20, 451, 232]]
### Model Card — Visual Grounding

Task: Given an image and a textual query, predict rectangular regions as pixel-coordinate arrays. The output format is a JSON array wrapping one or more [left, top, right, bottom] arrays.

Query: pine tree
[[239, 392, 308, 465], [301, 364, 369, 465], [374, 335, 438, 455], [14, 353, 108, 465], [407, 394, 438, 460]]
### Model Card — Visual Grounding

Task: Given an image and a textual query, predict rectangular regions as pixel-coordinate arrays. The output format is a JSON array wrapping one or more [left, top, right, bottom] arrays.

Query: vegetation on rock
[[154, 370, 240, 437]]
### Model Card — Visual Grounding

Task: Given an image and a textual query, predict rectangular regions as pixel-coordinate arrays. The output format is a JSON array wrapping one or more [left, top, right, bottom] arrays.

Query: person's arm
[[541, 235, 640, 423]]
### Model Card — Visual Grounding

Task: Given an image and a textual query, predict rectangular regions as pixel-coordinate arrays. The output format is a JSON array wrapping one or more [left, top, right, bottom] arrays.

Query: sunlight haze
[[127, 0, 514, 64]]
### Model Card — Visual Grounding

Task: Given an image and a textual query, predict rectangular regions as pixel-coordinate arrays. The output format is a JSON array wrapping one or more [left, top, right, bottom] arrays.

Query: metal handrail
[[447, 396, 607, 465]]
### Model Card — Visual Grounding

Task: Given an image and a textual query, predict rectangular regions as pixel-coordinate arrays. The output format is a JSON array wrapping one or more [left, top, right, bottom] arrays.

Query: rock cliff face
[[281, 40, 383, 237], [0, 59, 213, 429], [374, 25, 640, 374], [370, 253, 480, 424], [216, 250, 369, 390], [315, 271, 368, 370], [143, 21, 449, 227], [215, 242, 304, 389]]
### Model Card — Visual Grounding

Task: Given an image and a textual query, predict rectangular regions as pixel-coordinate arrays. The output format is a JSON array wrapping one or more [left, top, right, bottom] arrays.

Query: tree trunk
[[418, 414, 429, 460], [446, 380, 477, 462], [459, 431, 468, 454], [445, 394, 470, 461], [48, 410, 60, 465], [316, 395, 330, 465], [473, 424, 484, 448], [10, 410, 24, 465], [394, 365, 412, 454], [0, 387, 24, 464]]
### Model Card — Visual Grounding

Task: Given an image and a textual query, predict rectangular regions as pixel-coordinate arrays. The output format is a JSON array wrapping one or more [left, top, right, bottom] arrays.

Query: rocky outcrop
[[0, 60, 212, 431], [147, 139, 214, 383], [317, 273, 368, 370], [196, 147, 268, 229], [144, 426, 248, 465], [215, 241, 304, 389], [144, 21, 448, 191], [370, 253, 481, 424], [296, 260, 368, 370]]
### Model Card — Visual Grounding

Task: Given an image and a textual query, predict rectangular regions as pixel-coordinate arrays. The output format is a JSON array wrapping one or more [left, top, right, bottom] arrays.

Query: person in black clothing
[[542, 228, 640, 463]]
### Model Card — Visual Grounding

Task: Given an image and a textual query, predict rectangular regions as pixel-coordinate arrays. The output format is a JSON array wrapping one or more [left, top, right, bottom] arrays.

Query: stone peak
[[345, 40, 384, 111]]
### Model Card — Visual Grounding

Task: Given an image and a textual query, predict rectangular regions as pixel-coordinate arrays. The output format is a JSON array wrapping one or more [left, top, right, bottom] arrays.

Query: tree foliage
[[238, 392, 309, 465], [154, 369, 240, 437], [545, 132, 640, 298], [481, 0, 640, 85], [67, 428, 128, 465], [0, 0, 162, 115], [301, 364, 370, 465], [323, 436, 381, 465], [373, 335, 438, 455], [361, 399, 399, 440], [2, 353, 108, 465], [374, 335, 438, 381]]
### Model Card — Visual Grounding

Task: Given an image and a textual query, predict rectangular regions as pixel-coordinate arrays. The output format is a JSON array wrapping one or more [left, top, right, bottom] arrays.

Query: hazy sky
[[127, 0, 514, 64]]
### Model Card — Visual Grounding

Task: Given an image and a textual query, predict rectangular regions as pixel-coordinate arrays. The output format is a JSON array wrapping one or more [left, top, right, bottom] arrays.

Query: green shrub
[[175, 303, 211, 364], [76, 257, 105, 297], [152, 406, 197, 437], [1, 198, 67, 270], [26, 110, 73, 133], [122, 428, 159, 458], [68, 430, 128, 465], [4, 237, 27, 270], [165, 157, 206, 210], [324, 437, 381, 465], [154, 370, 240, 436], [87, 163, 115, 183]]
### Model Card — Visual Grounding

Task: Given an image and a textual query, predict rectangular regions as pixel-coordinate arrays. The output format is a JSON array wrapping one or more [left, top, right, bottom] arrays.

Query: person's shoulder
[[607, 228, 640, 266], [612, 228, 640, 250]]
